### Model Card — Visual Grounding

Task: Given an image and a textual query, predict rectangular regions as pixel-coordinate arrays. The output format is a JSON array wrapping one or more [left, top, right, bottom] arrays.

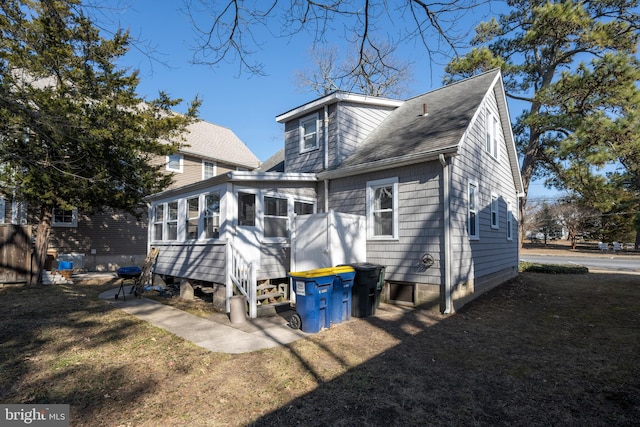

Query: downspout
[[439, 154, 452, 314], [323, 105, 329, 170], [324, 105, 330, 213], [324, 179, 329, 213]]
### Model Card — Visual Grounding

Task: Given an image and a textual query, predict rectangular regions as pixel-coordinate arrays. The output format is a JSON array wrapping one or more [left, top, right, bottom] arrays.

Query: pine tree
[[444, 0, 640, 244], [0, 0, 200, 284]]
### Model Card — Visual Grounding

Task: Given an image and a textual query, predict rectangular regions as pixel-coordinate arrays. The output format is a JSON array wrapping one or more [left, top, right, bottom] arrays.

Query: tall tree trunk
[[29, 205, 53, 286]]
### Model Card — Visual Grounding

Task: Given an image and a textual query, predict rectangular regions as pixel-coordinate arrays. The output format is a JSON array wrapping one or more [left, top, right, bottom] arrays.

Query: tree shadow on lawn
[[255, 272, 640, 427], [0, 278, 168, 418]]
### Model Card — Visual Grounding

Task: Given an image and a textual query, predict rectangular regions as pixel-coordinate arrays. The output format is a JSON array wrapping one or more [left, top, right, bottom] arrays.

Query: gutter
[[439, 153, 452, 314]]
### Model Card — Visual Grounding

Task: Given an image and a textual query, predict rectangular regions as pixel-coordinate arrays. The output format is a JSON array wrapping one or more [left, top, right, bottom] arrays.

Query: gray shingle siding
[[449, 86, 519, 291], [328, 162, 445, 285]]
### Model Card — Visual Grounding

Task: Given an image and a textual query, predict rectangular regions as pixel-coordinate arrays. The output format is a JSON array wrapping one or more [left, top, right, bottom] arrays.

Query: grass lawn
[[1, 269, 639, 426]]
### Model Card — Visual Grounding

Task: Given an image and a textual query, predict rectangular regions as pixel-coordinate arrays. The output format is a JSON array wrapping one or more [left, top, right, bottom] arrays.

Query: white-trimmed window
[[153, 204, 164, 241], [468, 181, 479, 240], [11, 200, 27, 225], [186, 197, 199, 240], [52, 208, 78, 227], [299, 114, 319, 153], [166, 154, 183, 173], [486, 110, 498, 159], [264, 196, 289, 238], [166, 201, 178, 240], [507, 201, 513, 241], [204, 192, 220, 239], [491, 193, 499, 229], [203, 160, 216, 179], [238, 192, 256, 226], [294, 201, 314, 215], [367, 177, 399, 239]]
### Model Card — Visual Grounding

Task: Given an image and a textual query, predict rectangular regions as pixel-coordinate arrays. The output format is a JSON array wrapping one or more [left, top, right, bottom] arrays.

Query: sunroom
[[145, 171, 318, 317]]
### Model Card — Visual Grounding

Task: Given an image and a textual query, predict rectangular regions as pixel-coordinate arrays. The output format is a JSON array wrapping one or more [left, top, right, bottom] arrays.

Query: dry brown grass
[[1, 269, 639, 426]]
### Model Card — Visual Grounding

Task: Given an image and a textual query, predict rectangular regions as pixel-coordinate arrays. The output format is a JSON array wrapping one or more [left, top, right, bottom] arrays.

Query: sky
[[99, 0, 558, 199]]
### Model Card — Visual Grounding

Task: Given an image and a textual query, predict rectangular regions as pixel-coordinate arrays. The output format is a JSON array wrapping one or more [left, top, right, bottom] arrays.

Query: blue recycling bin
[[289, 268, 335, 333], [330, 266, 355, 325]]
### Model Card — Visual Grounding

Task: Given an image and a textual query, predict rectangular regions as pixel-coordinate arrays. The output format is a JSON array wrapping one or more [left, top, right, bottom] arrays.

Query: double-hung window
[[203, 161, 216, 179], [166, 154, 183, 173], [186, 197, 199, 240], [205, 192, 220, 238], [468, 181, 479, 240], [486, 111, 498, 159], [153, 204, 164, 241], [166, 201, 178, 240], [507, 201, 513, 240], [264, 196, 289, 238], [491, 193, 499, 229], [367, 177, 398, 239], [299, 114, 319, 152]]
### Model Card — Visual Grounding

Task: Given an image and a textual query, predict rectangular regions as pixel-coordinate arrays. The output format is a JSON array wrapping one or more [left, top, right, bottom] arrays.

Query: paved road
[[520, 253, 640, 273]]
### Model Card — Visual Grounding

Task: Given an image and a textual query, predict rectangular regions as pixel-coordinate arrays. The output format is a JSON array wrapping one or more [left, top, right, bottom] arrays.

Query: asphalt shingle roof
[[179, 120, 261, 169], [340, 69, 500, 168]]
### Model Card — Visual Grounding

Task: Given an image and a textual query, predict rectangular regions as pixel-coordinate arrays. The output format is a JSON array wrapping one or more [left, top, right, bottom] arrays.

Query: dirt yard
[[1, 251, 639, 426]]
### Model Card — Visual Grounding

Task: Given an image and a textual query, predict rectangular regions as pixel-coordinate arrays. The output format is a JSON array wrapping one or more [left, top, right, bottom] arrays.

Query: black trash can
[[342, 263, 385, 318]]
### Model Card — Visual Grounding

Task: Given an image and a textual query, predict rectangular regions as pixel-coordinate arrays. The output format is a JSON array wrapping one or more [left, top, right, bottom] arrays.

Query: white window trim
[[166, 200, 179, 240], [202, 160, 217, 180], [366, 177, 399, 240], [468, 180, 479, 240], [204, 192, 221, 240], [152, 203, 164, 242], [263, 193, 291, 242], [52, 208, 78, 228], [299, 113, 319, 153], [506, 200, 513, 241], [486, 110, 499, 160], [186, 196, 200, 240], [491, 192, 499, 230], [12, 200, 28, 225], [166, 154, 183, 173]]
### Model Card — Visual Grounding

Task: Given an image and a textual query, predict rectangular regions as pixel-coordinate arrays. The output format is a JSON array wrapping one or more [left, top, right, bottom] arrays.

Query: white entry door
[[234, 191, 261, 267]]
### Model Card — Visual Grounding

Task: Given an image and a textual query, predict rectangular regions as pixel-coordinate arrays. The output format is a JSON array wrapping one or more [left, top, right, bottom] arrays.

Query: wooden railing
[[226, 241, 257, 318]]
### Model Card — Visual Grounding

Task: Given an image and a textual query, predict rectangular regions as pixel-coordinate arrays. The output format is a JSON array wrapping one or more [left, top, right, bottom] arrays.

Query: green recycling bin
[[343, 263, 385, 318]]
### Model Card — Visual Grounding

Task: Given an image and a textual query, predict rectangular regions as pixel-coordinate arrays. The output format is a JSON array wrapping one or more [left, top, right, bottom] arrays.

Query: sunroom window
[[238, 192, 256, 226], [186, 197, 199, 239], [205, 192, 220, 238], [264, 196, 288, 238], [167, 201, 178, 240], [153, 204, 164, 241]]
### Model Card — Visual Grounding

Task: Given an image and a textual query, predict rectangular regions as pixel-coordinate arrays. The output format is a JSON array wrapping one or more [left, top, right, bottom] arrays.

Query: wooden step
[[256, 292, 284, 301], [256, 283, 278, 292]]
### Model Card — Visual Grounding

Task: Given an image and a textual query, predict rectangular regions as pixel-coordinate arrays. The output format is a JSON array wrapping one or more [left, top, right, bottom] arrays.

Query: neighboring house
[[145, 69, 524, 317], [42, 120, 260, 271]]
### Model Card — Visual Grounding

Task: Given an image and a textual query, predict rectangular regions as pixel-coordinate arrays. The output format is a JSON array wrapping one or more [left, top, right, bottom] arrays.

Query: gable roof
[[255, 147, 285, 172], [178, 120, 260, 169], [319, 69, 524, 194]]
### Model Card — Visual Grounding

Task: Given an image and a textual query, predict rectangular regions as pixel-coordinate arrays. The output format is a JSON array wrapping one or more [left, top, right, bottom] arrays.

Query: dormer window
[[299, 114, 319, 153]]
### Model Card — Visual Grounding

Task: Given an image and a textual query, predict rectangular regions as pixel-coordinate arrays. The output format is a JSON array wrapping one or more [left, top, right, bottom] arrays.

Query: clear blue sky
[[105, 1, 492, 161], [103, 1, 560, 198]]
